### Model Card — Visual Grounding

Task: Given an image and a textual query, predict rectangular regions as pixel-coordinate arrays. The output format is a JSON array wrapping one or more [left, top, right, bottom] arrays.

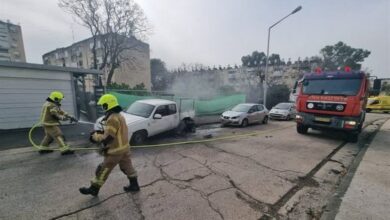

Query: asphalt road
[[0, 113, 389, 220]]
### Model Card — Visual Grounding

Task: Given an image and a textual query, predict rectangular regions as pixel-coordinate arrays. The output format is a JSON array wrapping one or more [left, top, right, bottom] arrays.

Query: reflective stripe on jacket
[[40, 101, 68, 126], [95, 113, 129, 155]]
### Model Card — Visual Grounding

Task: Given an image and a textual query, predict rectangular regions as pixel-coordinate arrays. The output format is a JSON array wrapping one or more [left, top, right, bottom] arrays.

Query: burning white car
[[95, 99, 195, 145]]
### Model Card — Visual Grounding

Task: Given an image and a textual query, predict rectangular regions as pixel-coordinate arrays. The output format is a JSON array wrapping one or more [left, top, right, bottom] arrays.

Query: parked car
[[366, 96, 390, 113], [269, 102, 296, 120], [94, 99, 195, 145], [221, 103, 268, 127]]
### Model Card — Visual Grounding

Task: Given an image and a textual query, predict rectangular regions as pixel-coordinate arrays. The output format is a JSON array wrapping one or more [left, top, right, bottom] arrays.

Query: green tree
[[151, 58, 170, 91], [241, 51, 282, 67], [268, 54, 281, 66], [381, 82, 390, 95], [241, 51, 266, 67], [320, 41, 370, 70], [266, 84, 290, 109]]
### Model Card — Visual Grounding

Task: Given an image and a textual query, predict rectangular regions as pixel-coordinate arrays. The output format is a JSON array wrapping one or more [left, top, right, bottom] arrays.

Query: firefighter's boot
[[61, 149, 75, 155], [56, 136, 74, 155], [79, 184, 100, 196], [124, 177, 140, 192], [38, 148, 54, 154], [39, 136, 54, 154]]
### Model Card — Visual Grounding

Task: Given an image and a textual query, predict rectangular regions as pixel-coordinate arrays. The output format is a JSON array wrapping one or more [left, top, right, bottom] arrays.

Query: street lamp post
[[263, 6, 302, 108]]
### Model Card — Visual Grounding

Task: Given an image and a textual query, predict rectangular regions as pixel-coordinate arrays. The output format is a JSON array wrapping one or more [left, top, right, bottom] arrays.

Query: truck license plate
[[314, 117, 331, 122]]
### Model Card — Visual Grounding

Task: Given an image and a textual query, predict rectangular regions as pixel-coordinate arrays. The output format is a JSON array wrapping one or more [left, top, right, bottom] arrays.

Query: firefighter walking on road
[[39, 91, 77, 155], [79, 94, 140, 196]]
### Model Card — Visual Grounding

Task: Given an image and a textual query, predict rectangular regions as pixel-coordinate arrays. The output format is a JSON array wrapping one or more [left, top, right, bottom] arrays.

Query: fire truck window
[[303, 79, 361, 96]]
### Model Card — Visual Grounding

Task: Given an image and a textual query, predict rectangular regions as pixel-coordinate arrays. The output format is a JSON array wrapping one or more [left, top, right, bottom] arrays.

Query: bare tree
[[59, 0, 149, 84]]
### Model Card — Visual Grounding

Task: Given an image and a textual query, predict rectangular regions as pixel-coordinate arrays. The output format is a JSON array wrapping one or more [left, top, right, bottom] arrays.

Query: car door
[[257, 105, 266, 121], [150, 105, 170, 135], [290, 105, 297, 117], [247, 106, 258, 124], [167, 104, 178, 129]]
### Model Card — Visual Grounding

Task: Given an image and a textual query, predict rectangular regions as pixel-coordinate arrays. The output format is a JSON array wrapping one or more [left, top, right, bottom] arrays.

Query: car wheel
[[241, 118, 249, 127], [262, 116, 268, 124], [296, 124, 308, 134], [130, 130, 147, 146], [286, 115, 291, 121]]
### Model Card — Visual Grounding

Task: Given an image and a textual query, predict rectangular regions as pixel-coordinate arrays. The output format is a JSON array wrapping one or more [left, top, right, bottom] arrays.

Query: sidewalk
[[335, 119, 390, 220]]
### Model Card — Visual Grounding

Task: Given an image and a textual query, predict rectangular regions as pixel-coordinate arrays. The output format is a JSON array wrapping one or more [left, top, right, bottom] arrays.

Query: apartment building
[[42, 36, 151, 90], [0, 20, 26, 62]]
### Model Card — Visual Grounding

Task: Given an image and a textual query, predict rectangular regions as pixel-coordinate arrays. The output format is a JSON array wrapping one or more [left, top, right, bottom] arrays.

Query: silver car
[[221, 103, 269, 127], [269, 102, 296, 120]]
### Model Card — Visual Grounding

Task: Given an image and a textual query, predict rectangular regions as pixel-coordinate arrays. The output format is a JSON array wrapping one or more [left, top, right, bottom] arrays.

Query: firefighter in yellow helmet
[[79, 94, 139, 196], [39, 91, 77, 155]]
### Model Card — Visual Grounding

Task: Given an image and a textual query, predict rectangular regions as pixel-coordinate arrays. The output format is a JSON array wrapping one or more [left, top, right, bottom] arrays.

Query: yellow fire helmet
[[49, 91, 64, 103], [97, 94, 119, 111]]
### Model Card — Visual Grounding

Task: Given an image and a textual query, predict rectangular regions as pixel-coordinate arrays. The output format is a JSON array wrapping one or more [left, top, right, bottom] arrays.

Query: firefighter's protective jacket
[[92, 113, 129, 155], [40, 100, 69, 126]]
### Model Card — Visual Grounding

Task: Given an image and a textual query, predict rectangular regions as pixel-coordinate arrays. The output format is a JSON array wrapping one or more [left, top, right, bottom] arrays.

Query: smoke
[[167, 67, 263, 102], [169, 71, 221, 99]]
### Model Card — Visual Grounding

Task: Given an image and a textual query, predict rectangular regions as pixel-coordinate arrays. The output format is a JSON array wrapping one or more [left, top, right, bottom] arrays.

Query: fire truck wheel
[[296, 124, 308, 134]]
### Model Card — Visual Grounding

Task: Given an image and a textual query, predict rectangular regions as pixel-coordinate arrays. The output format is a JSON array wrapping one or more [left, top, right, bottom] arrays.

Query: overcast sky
[[1, 0, 389, 77]]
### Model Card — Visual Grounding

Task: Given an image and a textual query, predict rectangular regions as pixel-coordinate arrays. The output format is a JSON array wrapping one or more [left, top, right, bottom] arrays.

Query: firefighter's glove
[[89, 131, 99, 143], [69, 116, 78, 123], [98, 146, 109, 156]]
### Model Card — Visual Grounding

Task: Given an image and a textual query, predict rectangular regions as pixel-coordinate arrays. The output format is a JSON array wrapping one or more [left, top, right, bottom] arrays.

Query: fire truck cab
[[295, 68, 369, 142]]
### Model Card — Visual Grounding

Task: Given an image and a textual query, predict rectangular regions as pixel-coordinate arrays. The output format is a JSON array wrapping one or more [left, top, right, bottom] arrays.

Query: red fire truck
[[295, 67, 369, 142]]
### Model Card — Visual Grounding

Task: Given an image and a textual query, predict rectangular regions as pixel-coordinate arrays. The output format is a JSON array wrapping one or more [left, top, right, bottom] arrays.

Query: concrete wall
[[0, 66, 75, 129]]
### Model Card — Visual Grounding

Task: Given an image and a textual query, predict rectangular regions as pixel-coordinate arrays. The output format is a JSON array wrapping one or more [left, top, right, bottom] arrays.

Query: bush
[[266, 84, 290, 109]]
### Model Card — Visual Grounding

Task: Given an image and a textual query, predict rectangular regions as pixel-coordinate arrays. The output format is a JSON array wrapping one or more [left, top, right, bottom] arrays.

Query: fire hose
[[28, 121, 294, 152]]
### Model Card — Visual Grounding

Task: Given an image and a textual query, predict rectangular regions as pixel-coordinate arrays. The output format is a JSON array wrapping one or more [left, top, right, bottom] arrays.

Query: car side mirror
[[154, 114, 162, 119]]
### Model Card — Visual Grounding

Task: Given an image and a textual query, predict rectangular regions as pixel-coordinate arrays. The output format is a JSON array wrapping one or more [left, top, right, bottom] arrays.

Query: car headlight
[[345, 121, 356, 126], [231, 116, 238, 119]]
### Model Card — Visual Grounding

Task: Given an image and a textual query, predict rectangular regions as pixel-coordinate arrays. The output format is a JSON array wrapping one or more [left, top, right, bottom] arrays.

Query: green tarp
[[109, 91, 246, 116], [194, 94, 246, 116]]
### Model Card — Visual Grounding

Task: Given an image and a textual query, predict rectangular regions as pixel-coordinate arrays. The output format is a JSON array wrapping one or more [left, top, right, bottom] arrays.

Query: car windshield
[[302, 79, 362, 96], [274, 103, 291, 110], [126, 102, 155, 118], [231, 104, 252, 112]]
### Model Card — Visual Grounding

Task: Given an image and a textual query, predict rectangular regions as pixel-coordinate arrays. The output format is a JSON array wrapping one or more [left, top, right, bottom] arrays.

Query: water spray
[[76, 120, 96, 125]]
